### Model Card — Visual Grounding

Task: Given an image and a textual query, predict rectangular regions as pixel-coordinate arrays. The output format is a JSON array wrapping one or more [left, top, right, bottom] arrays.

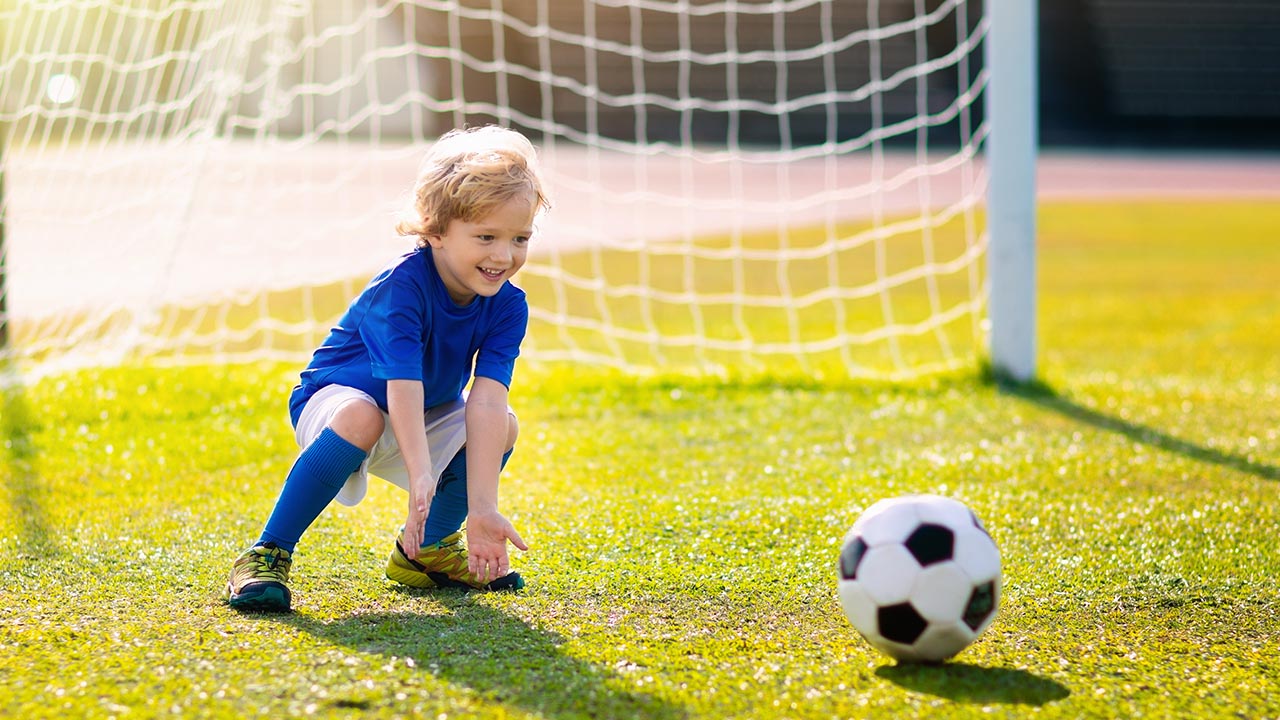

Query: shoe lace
[[426, 536, 472, 576], [250, 548, 290, 582], [438, 536, 466, 558]]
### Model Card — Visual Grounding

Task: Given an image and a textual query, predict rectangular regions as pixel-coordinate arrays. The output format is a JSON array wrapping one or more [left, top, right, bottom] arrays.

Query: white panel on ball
[[914, 623, 977, 662], [910, 564, 973, 623], [836, 584, 878, 633], [854, 502, 923, 546], [913, 494, 978, 529], [952, 527, 1003, 583], [855, 545, 920, 605]]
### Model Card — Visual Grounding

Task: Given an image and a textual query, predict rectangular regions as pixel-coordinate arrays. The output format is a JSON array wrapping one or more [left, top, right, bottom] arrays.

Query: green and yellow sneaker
[[225, 542, 293, 612], [386, 530, 524, 591]]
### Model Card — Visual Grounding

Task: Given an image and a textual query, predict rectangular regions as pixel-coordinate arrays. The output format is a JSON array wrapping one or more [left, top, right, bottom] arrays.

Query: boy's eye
[[478, 234, 495, 241], [514, 236, 530, 245]]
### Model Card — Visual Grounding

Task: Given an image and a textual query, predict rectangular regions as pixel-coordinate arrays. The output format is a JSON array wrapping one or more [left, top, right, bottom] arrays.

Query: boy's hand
[[402, 475, 434, 560], [466, 510, 528, 583]]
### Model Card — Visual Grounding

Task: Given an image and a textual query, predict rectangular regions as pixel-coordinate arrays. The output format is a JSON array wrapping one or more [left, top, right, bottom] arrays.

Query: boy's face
[[426, 196, 535, 306]]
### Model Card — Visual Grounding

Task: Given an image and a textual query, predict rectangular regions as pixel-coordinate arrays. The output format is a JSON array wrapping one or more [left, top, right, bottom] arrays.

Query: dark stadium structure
[[410, 0, 1280, 150], [1041, 0, 1280, 149]]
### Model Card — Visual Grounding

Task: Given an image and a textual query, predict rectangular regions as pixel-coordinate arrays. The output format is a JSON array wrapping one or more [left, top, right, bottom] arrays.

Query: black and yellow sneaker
[[386, 530, 524, 591], [225, 542, 293, 612]]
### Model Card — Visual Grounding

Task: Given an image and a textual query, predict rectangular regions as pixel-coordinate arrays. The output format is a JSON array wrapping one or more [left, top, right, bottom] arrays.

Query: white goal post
[[0, 0, 1036, 383], [984, 0, 1037, 383]]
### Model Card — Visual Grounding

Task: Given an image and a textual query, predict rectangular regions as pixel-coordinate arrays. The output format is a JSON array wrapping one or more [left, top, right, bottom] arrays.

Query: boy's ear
[[424, 233, 445, 248]]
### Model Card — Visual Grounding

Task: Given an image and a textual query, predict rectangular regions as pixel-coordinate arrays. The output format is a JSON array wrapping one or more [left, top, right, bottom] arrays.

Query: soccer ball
[[837, 494, 1001, 663]]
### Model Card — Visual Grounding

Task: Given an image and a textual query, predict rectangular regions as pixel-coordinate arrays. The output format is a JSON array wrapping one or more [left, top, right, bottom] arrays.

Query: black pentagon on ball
[[904, 523, 954, 566], [963, 580, 998, 630], [878, 602, 928, 645], [839, 536, 868, 580]]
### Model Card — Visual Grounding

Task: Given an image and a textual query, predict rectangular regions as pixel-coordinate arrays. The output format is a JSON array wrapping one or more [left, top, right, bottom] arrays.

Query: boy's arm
[[387, 378, 435, 559], [465, 376, 529, 582]]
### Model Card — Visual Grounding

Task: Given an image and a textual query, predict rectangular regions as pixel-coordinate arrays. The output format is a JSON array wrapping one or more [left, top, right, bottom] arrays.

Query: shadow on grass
[[271, 592, 687, 720], [877, 662, 1070, 705], [1004, 379, 1280, 482], [1, 368, 59, 557]]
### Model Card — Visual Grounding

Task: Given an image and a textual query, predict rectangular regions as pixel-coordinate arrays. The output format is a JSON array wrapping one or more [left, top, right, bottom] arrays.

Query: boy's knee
[[329, 399, 385, 452], [506, 413, 519, 452]]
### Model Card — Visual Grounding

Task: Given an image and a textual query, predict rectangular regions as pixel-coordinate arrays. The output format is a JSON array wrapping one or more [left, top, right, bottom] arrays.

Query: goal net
[[0, 0, 990, 382]]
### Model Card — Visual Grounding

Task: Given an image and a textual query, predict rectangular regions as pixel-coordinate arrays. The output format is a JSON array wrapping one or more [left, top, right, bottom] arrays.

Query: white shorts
[[293, 384, 514, 507]]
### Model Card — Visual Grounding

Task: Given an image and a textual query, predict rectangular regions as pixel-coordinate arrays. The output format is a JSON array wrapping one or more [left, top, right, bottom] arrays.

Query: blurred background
[[6, 0, 1277, 149], [1, 0, 1277, 380]]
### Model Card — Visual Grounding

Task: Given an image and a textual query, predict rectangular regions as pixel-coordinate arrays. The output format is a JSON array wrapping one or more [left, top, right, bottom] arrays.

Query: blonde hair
[[396, 126, 550, 246]]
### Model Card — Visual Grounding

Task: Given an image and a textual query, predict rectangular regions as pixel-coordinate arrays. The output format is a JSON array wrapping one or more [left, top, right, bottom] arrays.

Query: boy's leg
[[257, 425, 370, 551], [420, 446, 513, 545], [226, 427, 367, 611], [227, 391, 379, 611]]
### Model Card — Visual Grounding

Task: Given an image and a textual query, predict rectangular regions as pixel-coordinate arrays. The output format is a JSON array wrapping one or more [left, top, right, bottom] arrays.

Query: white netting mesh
[[0, 0, 989, 381]]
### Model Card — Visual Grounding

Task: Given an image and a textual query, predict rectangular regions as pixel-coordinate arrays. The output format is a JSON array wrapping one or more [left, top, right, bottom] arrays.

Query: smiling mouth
[[479, 267, 505, 280]]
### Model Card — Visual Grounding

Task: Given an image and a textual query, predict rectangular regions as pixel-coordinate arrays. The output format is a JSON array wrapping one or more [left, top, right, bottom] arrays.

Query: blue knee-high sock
[[258, 428, 367, 553], [420, 447, 513, 546]]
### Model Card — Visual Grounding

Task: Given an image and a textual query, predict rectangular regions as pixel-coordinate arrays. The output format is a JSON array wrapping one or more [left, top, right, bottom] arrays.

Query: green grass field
[[2, 199, 1278, 719]]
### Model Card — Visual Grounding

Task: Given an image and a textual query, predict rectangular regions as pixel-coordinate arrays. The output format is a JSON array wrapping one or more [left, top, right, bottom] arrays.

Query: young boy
[[225, 126, 549, 612]]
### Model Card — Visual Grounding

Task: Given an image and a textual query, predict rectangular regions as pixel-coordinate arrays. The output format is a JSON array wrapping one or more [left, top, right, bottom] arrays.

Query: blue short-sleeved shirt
[[288, 247, 528, 426]]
